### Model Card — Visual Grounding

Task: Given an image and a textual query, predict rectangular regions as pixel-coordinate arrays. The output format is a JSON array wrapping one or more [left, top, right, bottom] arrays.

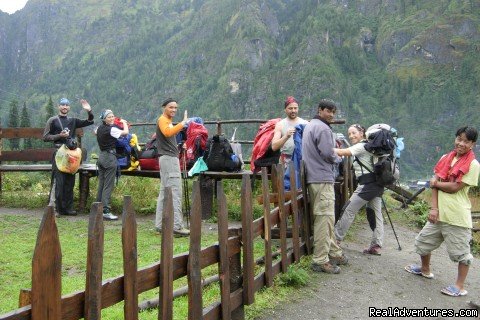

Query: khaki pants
[[308, 183, 343, 264], [155, 155, 185, 230]]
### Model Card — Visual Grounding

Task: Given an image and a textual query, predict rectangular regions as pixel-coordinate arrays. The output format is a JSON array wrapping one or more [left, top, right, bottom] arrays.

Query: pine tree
[[8, 100, 20, 150], [45, 96, 55, 122], [20, 102, 32, 149]]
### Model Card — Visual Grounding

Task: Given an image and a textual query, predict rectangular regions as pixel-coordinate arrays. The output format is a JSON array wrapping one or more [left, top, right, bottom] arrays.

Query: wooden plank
[[0, 128, 45, 139], [0, 149, 55, 162], [84, 203, 104, 320], [241, 174, 255, 306], [159, 187, 174, 320], [31, 206, 62, 320], [122, 196, 139, 320], [0, 164, 52, 172], [18, 290, 31, 308], [275, 164, 288, 272], [260, 168, 273, 288], [216, 181, 231, 319], [188, 181, 203, 320], [300, 161, 312, 254], [288, 163, 300, 263], [255, 190, 300, 205]]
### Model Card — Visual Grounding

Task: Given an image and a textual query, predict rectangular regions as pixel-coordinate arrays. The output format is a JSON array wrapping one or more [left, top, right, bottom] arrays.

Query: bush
[[276, 264, 309, 288], [410, 200, 429, 228]]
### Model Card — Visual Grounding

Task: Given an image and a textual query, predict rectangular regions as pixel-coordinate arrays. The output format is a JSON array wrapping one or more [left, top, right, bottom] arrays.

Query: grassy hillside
[[0, 0, 479, 178]]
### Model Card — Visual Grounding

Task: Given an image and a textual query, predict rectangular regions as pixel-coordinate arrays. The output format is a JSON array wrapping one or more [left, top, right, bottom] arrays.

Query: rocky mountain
[[1, 0, 479, 177]]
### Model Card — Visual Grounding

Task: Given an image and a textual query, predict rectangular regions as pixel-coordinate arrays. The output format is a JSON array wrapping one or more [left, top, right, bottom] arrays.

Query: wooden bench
[[0, 126, 84, 190]]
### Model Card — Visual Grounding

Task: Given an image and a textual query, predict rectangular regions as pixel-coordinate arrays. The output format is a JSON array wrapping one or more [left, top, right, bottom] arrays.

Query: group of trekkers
[[43, 95, 479, 299], [273, 95, 479, 299]]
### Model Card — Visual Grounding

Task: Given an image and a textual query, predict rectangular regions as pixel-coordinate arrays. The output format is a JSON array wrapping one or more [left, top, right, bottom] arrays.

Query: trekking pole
[[182, 148, 190, 228], [381, 197, 402, 250]]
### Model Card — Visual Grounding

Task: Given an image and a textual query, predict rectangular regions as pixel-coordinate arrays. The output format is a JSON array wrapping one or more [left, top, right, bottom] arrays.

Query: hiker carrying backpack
[[139, 119, 208, 171], [364, 124, 401, 186], [203, 134, 242, 172]]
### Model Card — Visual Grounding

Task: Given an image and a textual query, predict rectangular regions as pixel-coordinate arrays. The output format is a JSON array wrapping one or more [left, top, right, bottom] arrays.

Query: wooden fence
[[0, 162, 312, 320]]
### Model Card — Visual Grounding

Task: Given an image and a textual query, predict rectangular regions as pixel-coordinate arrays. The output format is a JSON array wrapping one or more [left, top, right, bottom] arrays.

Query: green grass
[[0, 209, 314, 319]]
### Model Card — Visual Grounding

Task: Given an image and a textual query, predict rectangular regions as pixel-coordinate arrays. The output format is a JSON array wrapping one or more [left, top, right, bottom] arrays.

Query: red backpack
[[250, 118, 281, 172], [180, 122, 209, 170]]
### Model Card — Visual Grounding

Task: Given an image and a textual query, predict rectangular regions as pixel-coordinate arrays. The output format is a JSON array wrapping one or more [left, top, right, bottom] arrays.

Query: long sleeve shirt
[[155, 115, 184, 157]]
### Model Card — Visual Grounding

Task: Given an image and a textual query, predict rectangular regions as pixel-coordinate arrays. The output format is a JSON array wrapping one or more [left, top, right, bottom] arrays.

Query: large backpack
[[250, 118, 281, 173], [180, 122, 209, 170], [115, 133, 140, 171], [203, 134, 241, 172], [364, 124, 400, 186]]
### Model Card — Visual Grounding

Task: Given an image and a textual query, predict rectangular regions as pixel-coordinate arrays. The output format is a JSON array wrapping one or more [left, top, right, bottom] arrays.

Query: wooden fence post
[[84, 202, 105, 320], [188, 181, 203, 320], [300, 161, 312, 254], [31, 206, 61, 320], [288, 163, 300, 263], [159, 187, 174, 320], [241, 174, 254, 306], [216, 181, 231, 319], [122, 196, 139, 320], [199, 174, 214, 219], [18, 289, 31, 308], [275, 164, 288, 272], [260, 168, 273, 288]]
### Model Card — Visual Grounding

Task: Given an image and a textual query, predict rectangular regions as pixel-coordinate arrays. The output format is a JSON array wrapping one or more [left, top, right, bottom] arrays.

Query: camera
[[62, 128, 70, 134]]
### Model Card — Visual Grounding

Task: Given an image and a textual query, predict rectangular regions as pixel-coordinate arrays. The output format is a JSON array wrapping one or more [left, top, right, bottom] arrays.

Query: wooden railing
[[0, 162, 312, 320]]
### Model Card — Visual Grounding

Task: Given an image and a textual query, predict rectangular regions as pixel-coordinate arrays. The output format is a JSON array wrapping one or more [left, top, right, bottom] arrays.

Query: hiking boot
[[311, 262, 341, 274], [103, 212, 118, 221], [329, 254, 349, 266], [363, 244, 381, 256], [173, 228, 190, 237]]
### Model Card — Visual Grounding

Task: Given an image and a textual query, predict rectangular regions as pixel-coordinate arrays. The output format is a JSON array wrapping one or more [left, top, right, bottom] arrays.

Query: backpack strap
[[354, 156, 376, 185]]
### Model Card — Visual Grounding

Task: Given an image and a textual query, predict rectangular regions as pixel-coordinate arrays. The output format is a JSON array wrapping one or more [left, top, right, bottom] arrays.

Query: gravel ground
[[256, 221, 480, 320]]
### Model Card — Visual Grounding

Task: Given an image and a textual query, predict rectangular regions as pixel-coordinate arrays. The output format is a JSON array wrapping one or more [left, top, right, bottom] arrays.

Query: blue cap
[[59, 98, 70, 105]]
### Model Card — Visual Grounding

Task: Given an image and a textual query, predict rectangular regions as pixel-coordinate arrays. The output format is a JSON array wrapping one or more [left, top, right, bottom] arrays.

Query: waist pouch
[[357, 173, 376, 185]]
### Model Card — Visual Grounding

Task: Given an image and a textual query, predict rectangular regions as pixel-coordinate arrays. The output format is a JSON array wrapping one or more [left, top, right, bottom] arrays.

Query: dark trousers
[[52, 158, 75, 214], [96, 151, 117, 213]]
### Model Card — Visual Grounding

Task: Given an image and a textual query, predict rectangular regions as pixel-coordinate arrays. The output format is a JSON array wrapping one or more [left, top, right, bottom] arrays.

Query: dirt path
[[1, 207, 478, 319], [257, 222, 480, 320]]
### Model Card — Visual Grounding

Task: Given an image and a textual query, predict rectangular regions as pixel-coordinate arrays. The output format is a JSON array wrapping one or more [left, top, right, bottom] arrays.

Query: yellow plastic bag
[[55, 145, 82, 174]]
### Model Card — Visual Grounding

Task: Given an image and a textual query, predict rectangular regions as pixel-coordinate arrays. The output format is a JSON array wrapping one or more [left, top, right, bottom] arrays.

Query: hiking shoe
[[311, 262, 341, 274], [329, 254, 349, 266], [103, 212, 118, 221], [363, 244, 381, 256], [173, 228, 190, 237]]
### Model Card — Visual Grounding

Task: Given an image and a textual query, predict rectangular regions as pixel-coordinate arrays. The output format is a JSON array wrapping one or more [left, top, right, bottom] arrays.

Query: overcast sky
[[0, 0, 29, 14]]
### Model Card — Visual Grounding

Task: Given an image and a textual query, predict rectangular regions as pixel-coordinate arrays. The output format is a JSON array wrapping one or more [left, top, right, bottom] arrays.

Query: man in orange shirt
[[155, 98, 190, 236]]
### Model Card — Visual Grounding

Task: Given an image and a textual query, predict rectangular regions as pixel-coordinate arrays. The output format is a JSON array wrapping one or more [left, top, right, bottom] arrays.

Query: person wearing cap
[[155, 98, 190, 237], [95, 109, 129, 221], [302, 99, 347, 274], [271, 96, 308, 166], [43, 98, 94, 216]]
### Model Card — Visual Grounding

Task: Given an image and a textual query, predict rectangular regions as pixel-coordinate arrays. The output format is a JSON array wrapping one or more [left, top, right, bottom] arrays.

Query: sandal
[[441, 285, 467, 297], [404, 264, 434, 279], [363, 244, 381, 256]]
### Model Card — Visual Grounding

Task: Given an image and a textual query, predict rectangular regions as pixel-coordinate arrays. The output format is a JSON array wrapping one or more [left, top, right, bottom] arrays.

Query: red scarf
[[434, 150, 475, 182]]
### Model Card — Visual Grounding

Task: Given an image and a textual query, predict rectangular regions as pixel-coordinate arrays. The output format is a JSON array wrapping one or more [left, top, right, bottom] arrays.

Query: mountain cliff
[[1, 0, 479, 177]]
